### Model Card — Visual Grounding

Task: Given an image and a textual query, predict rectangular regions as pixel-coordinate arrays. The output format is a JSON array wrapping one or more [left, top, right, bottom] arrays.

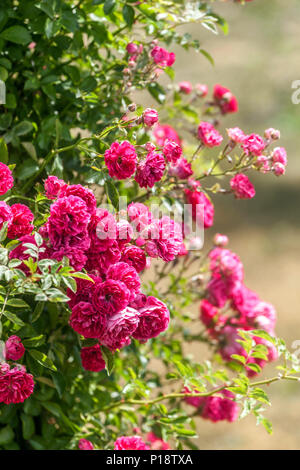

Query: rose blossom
[[135, 151, 165, 189], [242, 133, 265, 156], [209, 248, 244, 283], [200, 300, 219, 327], [163, 140, 182, 163], [104, 141, 137, 180], [7, 204, 34, 239], [231, 284, 260, 318], [78, 439, 94, 450], [5, 336, 25, 361], [101, 307, 140, 351], [121, 245, 147, 273], [213, 233, 229, 247], [143, 108, 158, 127], [153, 124, 181, 146], [69, 301, 107, 338], [0, 201, 13, 232], [207, 277, 231, 308], [67, 276, 99, 309], [0, 162, 14, 195], [133, 296, 170, 342], [80, 344, 105, 372], [44, 175, 66, 200], [151, 46, 175, 68], [195, 83, 208, 97], [92, 279, 130, 316], [230, 173, 255, 199], [86, 240, 121, 274], [213, 84, 238, 114], [126, 42, 139, 56], [0, 364, 34, 404], [201, 391, 239, 422], [198, 122, 223, 147], [264, 128, 280, 140], [127, 202, 153, 234], [107, 261, 140, 298], [143, 216, 183, 262], [184, 188, 214, 229], [48, 195, 90, 243], [271, 147, 287, 166], [168, 157, 193, 179], [273, 162, 286, 176], [227, 127, 245, 144], [147, 433, 170, 450], [178, 81, 192, 94], [59, 184, 97, 215], [114, 436, 149, 450]]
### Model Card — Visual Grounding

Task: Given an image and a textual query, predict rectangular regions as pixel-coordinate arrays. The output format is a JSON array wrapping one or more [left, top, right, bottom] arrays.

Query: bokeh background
[[154, 0, 300, 449]]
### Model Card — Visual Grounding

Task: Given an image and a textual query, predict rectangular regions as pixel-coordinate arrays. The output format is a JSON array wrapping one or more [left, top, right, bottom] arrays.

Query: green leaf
[[172, 426, 197, 437], [104, 0, 116, 15], [105, 179, 119, 210], [51, 371, 66, 398], [80, 76, 97, 93], [250, 387, 270, 405], [0, 26, 32, 45], [6, 298, 30, 308], [0, 66, 8, 81], [28, 349, 57, 372], [200, 48, 214, 66], [3, 311, 25, 327], [123, 5, 135, 26], [13, 121, 33, 136], [0, 220, 8, 241], [5, 93, 17, 109], [231, 354, 246, 365], [251, 329, 277, 345], [70, 272, 95, 283], [21, 413, 35, 440], [101, 345, 115, 375], [261, 417, 273, 435], [246, 363, 261, 374], [148, 82, 166, 104], [0, 425, 14, 445], [23, 335, 45, 348], [62, 276, 77, 293]]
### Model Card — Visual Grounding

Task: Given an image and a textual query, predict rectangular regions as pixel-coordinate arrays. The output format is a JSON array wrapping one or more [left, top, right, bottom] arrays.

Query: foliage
[[0, 0, 297, 452]]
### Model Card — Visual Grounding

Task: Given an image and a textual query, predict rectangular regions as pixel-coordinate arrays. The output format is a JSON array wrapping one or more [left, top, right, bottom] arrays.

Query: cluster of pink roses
[[199, 238, 277, 377], [177, 83, 238, 115], [0, 334, 33, 405], [104, 134, 183, 190], [184, 389, 239, 423], [78, 432, 170, 450], [0, 335, 30, 406], [0, 363, 34, 405], [124, 41, 175, 77], [0, 164, 184, 397], [40, 179, 183, 371]]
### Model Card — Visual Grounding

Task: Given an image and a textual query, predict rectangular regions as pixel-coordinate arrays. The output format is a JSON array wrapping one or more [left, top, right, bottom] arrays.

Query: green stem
[[99, 374, 300, 413]]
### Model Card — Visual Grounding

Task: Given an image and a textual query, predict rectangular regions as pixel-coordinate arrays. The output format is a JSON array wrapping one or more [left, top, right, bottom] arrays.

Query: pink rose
[[104, 141, 137, 180], [133, 296, 170, 342], [198, 122, 223, 147], [230, 173, 255, 199], [5, 336, 25, 361]]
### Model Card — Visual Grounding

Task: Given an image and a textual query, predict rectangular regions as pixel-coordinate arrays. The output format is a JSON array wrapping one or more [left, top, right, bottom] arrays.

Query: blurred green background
[[172, 0, 300, 449]]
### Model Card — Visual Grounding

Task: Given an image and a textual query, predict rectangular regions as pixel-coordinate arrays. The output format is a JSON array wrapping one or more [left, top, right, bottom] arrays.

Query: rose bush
[[0, 0, 298, 451]]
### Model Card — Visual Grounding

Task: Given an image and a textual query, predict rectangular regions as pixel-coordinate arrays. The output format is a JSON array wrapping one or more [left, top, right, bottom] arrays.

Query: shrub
[[0, 0, 297, 451]]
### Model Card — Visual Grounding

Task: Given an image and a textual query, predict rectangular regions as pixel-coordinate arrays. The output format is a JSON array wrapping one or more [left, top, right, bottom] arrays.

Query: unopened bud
[[128, 103, 137, 112]]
